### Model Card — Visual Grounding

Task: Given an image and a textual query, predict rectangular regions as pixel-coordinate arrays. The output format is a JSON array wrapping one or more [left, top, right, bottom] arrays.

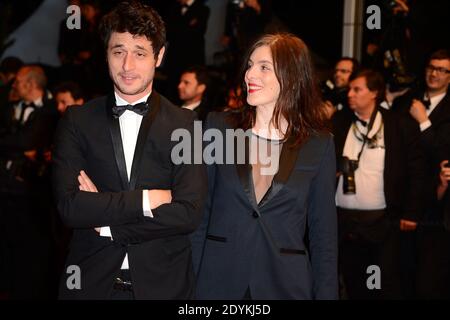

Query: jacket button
[[252, 211, 259, 218]]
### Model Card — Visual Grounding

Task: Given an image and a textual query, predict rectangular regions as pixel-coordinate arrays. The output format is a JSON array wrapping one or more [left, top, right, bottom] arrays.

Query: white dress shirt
[[336, 111, 387, 210], [14, 97, 44, 123], [100, 92, 153, 269], [181, 100, 201, 111]]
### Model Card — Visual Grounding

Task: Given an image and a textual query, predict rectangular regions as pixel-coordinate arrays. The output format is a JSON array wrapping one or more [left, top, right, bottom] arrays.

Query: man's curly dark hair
[[99, 1, 166, 57]]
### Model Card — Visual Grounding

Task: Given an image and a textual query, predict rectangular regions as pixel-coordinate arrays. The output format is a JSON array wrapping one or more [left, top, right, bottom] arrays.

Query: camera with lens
[[383, 49, 416, 92], [340, 156, 359, 194]]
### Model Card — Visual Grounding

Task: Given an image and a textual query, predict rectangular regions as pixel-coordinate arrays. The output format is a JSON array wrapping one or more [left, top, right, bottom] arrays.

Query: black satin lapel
[[235, 135, 259, 210], [259, 137, 300, 208], [129, 92, 161, 190], [106, 94, 129, 190]]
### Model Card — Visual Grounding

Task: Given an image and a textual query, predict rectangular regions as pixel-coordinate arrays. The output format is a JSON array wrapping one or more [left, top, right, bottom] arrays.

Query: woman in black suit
[[191, 33, 338, 299]]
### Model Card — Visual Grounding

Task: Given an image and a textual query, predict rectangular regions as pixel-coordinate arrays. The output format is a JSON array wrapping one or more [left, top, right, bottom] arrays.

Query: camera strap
[[355, 106, 379, 163]]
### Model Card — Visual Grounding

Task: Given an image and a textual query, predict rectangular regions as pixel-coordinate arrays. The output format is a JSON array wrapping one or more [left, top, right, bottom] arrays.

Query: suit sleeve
[[420, 125, 439, 154], [402, 118, 427, 222], [52, 107, 144, 228], [307, 136, 339, 300], [108, 114, 208, 245]]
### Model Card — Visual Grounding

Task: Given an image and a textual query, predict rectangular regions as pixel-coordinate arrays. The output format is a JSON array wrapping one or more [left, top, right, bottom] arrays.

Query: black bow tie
[[112, 102, 149, 118], [422, 98, 431, 110]]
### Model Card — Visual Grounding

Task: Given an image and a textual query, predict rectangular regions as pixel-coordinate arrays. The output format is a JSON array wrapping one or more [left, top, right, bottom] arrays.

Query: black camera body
[[340, 156, 359, 194]]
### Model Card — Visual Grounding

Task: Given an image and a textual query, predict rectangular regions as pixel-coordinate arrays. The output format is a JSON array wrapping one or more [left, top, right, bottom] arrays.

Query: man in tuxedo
[[52, 1, 207, 300], [393, 49, 450, 298], [331, 70, 425, 299]]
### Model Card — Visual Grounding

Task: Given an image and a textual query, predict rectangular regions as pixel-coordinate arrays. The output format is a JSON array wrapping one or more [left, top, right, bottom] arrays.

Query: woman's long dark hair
[[229, 33, 329, 146]]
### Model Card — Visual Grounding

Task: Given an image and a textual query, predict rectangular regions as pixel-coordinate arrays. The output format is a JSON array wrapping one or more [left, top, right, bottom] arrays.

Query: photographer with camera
[[331, 69, 425, 299]]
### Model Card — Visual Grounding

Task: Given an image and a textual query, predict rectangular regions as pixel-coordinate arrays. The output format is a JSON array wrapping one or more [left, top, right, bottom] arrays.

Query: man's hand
[[78, 170, 100, 233], [409, 99, 429, 124], [385, 86, 409, 105], [400, 219, 417, 231], [148, 189, 172, 210], [78, 170, 98, 192], [439, 160, 450, 188], [24, 150, 37, 161], [438, 160, 450, 200]]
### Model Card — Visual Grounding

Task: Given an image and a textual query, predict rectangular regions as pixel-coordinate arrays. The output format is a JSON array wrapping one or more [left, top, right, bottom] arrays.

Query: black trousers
[[415, 227, 450, 299], [338, 208, 403, 299]]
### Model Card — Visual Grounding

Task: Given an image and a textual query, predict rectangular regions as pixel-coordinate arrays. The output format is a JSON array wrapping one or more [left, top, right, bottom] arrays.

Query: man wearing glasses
[[394, 49, 450, 298], [409, 50, 450, 132], [323, 57, 360, 117]]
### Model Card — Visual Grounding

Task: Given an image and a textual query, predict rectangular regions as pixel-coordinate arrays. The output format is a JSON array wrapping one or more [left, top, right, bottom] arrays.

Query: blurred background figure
[[164, 0, 210, 101], [322, 57, 360, 117], [53, 81, 84, 114], [178, 65, 211, 121], [0, 57, 23, 136], [0, 64, 58, 299]]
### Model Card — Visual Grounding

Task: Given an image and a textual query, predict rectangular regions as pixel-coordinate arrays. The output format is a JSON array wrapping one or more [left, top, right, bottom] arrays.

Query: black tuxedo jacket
[[393, 89, 450, 222], [331, 107, 425, 222], [393, 88, 450, 154], [0, 94, 57, 157], [191, 112, 338, 299], [52, 92, 207, 299]]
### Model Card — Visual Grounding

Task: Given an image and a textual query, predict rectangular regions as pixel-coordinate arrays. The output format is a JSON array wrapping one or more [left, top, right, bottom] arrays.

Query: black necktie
[[112, 102, 149, 119]]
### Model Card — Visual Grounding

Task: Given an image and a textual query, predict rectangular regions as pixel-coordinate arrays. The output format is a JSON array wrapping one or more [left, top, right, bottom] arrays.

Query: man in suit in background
[[52, 1, 207, 300], [393, 50, 450, 298], [53, 81, 85, 115], [0, 64, 58, 299], [178, 65, 211, 121]]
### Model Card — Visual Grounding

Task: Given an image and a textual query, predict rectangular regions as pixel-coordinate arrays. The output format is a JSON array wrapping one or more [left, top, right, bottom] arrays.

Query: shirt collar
[[22, 97, 43, 108], [428, 91, 446, 105], [182, 100, 201, 111], [114, 91, 151, 106]]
